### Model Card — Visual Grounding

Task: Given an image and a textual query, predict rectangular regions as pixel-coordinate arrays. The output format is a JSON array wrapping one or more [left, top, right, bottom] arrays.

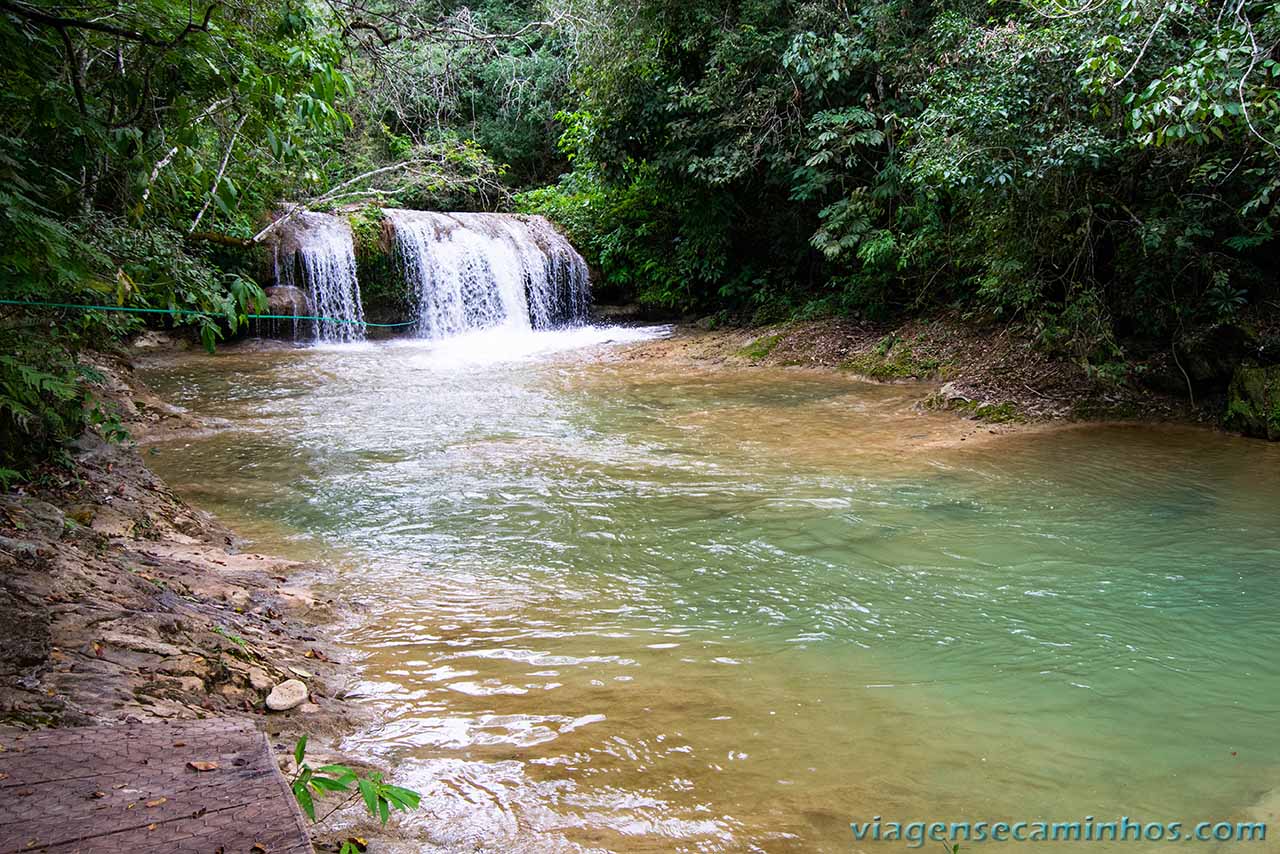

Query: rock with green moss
[[841, 335, 941, 380], [345, 205, 411, 322], [1224, 365, 1280, 440], [926, 387, 1025, 424], [738, 332, 785, 361]]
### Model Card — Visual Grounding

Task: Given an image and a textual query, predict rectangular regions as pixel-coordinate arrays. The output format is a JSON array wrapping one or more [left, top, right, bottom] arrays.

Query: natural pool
[[141, 327, 1280, 853]]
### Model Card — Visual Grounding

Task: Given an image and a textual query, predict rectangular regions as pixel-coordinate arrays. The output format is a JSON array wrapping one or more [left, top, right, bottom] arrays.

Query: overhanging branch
[[0, 0, 221, 48]]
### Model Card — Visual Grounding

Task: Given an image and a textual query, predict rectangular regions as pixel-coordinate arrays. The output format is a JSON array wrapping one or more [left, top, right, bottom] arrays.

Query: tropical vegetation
[[4, 0, 1280, 475]]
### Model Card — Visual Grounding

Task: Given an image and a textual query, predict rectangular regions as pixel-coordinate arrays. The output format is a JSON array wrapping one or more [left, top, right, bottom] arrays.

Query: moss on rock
[[1223, 364, 1280, 441], [924, 389, 1027, 424], [840, 334, 941, 380], [738, 332, 786, 361], [345, 205, 412, 323]]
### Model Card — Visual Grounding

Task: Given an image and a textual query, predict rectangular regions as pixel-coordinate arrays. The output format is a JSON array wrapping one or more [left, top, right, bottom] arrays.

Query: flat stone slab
[[0, 719, 311, 853]]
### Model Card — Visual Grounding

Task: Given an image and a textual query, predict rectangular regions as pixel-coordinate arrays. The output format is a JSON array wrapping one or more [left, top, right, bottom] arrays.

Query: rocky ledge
[[0, 352, 354, 741]]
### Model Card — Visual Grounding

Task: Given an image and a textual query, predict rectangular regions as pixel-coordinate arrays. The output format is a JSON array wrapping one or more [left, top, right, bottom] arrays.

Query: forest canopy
[[3, 0, 1280, 473]]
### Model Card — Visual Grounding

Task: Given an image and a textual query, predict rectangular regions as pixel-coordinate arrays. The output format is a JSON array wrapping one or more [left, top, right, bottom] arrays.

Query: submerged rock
[[265, 678, 308, 711], [1224, 365, 1280, 440]]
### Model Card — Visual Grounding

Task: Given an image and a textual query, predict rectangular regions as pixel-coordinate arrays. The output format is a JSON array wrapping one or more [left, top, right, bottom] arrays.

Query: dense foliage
[[0, 0, 556, 474], [4, 0, 1279, 474], [522, 0, 1280, 350]]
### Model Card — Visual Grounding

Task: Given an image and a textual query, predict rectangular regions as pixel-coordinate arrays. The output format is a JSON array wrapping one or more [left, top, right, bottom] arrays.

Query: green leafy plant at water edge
[[0, 331, 125, 479], [290, 735, 422, 852]]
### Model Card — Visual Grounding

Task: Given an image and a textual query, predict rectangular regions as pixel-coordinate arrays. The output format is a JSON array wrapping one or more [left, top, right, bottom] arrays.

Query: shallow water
[[141, 328, 1280, 853]]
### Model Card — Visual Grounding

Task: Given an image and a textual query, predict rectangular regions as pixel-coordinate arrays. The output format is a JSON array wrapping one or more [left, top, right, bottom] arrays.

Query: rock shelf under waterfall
[[271, 211, 366, 343], [388, 210, 591, 340], [265, 209, 591, 343]]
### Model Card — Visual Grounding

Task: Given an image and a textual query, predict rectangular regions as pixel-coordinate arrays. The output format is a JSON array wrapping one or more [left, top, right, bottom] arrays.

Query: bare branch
[[189, 112, 249, 234], [1113, 9, 1167, 89], [140, 145, 180, 206], [0, 0, 221, 48]]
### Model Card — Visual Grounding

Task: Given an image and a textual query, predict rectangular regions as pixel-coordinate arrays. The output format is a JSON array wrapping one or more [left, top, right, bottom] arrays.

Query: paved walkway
[[0, 719, 311, 853]]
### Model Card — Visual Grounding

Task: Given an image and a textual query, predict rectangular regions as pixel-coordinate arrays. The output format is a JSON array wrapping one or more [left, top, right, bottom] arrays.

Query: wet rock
[[939, 382, 971, 403], [89, 506, 137, 538], [1224, 364, 1280, 440], [276, 586, 319, 611], [264, 285, 311, 315], [265, 678, 308, 711], [131, 330, 182, 351], [0, 497, 65, 540]]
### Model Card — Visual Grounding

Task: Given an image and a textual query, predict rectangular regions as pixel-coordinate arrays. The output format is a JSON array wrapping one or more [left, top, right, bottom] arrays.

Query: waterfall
[[387, 210, 590, 340], [274, 212, 366, 343]]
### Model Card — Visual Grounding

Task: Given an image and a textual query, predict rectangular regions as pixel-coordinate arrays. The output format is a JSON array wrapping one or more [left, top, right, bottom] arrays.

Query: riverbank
[[0, 339, 381, 843], [610, 315, 1216, 428]]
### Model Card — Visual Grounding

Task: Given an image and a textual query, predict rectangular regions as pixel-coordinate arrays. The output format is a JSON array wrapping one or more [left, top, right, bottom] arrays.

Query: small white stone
[[265, 678, 308, 711]]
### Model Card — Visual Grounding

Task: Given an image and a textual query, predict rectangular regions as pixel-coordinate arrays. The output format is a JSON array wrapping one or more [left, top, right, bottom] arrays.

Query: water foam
[[275, 211, 366, 343], [388, 210, 591, 340]]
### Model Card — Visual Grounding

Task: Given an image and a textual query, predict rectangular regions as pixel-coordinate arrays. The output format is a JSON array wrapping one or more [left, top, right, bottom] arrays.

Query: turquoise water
[[142, 331, 1280, 853]]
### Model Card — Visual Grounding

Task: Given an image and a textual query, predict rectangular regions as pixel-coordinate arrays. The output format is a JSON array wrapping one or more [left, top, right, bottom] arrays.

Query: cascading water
[[273, 212, 366, 343], [387, 210, 590, 340]]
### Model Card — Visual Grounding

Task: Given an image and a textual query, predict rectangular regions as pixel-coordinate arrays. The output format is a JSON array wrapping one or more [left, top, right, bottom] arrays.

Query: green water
[[140, 331, 1280, 853]]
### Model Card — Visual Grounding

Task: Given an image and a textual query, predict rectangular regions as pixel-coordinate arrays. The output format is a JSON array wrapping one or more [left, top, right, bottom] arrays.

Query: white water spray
[[274, 212, 366, 343], [387, 210, 591, 340]]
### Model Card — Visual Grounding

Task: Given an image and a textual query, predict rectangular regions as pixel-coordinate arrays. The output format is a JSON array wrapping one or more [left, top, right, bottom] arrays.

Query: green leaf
[[358, 778, 379, 818], [294, 734, 307, 767], [315, 764, 358, 783], [293, 780, 316, 821], [309, 776, 351, 793], [380, 785, 422, 810]]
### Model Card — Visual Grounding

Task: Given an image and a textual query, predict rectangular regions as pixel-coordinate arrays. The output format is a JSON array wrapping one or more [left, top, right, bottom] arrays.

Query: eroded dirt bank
[[611, 316, 1212, 427], [0, 341, 359, 764]]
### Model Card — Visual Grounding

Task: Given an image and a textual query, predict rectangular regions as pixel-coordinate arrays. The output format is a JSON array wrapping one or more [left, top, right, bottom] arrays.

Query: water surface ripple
[[142, 330, 1280, 853]]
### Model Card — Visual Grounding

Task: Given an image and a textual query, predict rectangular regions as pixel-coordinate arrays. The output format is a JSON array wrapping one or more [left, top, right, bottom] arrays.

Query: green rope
[[0, 298, 418, 328]]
